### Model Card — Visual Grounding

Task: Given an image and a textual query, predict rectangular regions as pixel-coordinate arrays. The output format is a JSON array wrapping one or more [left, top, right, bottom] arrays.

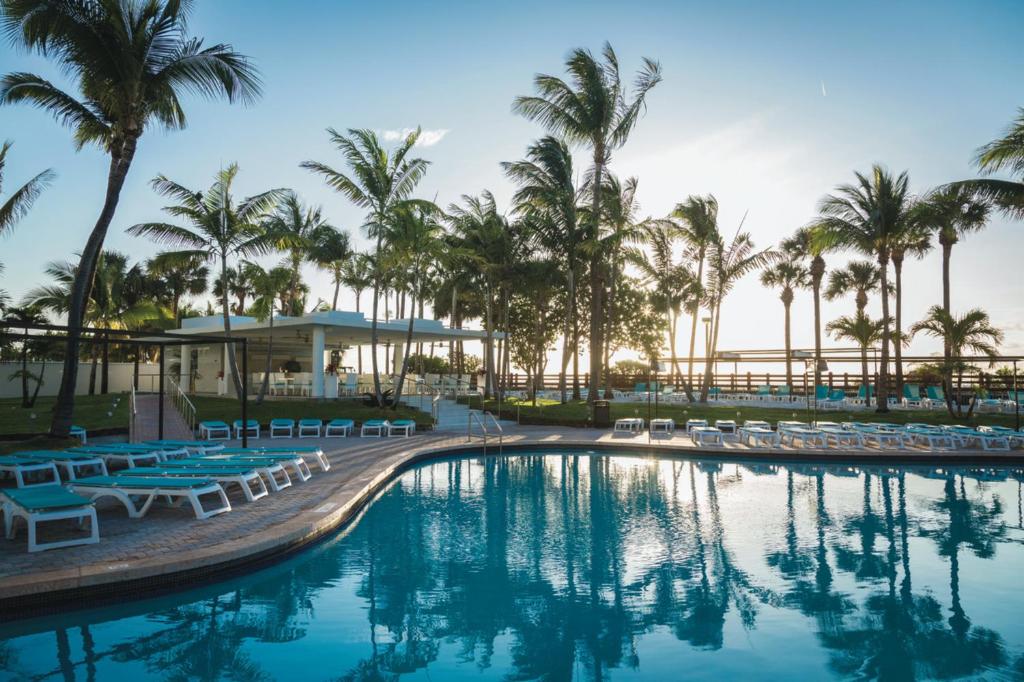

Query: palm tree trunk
[[876, 253, 891, 412], [812, 268, 823, 389], [393, 292, 417, 407], [29, 362, 45, 408], [784, 301, 792, 389], [257, 315, 275, 404], [700, 296, 724, 401], [860, 344, 870, 407], [893, 257, 905, 399], [20, 340, 29, 408], [51, 138, 138, 437], [484, 285, 495, 399], [355, 289, 363, 375], [332, 277, 341, 311], [941, 241, 953, 413], [370, 235, 383, 403], [219, 252, 244, 398], [603, 263, 618, 399], [559, 267, 573, 403], [587, 157, 604, 404], [687, 250, 705, 392]]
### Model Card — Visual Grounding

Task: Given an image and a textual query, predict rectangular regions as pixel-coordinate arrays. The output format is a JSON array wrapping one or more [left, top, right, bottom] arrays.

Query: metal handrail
[[410, 378, 442, 429], [467, 409, 503, 454], [482, 410, 503, 454], [168, 376, 198, 436]]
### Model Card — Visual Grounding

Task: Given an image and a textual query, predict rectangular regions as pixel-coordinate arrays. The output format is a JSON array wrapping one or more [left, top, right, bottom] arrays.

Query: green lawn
[[479, 398, 1024, 429], [191, 396, 434, 428], [0, 393, 130, 437]]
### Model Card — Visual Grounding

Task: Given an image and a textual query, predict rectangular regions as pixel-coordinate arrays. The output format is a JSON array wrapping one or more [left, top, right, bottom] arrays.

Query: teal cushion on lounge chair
[[73, 475, 214, 489], [777, 386, 791, 396], [201, 421, 229, 428], [391, 419, 415, 427], [233, 419, 259, 428], [756, 385, 771, 395], [299, 419, 322, 426], [0, 455, 43, 466], [634, 383, 646, 393], [328, 418, 354, 426], [1, 485, 93, 512], [828, 389, 845, 400], [363, 419, 387, 426], [271, 419, 294, 427], [903, 384, 921, 400], [125, 466, 256, 476], [11, 451, 101, 462], [926, 386, 945, 400]]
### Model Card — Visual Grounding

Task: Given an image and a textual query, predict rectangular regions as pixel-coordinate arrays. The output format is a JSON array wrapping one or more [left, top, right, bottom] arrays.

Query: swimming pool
[[1, 450, 1022, 680]]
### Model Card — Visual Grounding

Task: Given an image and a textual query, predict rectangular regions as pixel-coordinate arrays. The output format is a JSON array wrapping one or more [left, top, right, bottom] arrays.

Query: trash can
[[593, 400, 611, 428]]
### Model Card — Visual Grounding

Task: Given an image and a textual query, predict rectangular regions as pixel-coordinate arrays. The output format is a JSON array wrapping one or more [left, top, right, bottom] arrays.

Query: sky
[[1, 0, 1022, 375]]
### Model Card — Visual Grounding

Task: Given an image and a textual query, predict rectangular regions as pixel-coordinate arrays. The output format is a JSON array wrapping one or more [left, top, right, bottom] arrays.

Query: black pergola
[[0, 322, 251, 446]]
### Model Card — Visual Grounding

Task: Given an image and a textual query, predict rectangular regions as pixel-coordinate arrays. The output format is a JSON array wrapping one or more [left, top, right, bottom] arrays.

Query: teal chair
[[814, 385, 830, 401], [902, 383, 924, 407], [776, 385, 792, 400]]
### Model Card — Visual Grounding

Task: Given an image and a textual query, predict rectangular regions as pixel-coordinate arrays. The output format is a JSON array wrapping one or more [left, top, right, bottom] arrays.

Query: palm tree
[[0, 140, 54, 306], [781, 227, 828, 389], [826, 312, 885, 407], [889, 220, 931, 397], [811, 165, 915, 412], [759, 259, 809, 390], [303, 128, 429, 405], [953, 108, 1024, 220], [264, 192, 340, 316], [310, 227, 353, 313], [502, 135, 583, 401], [384, 203, 444, 406], [2, 303, 50, 407], [246, 263, 292, 403], [146, 252, 209, 326], [670, 195, 720, 392], [824, 260, 881, 314], [0, 0, 260, 436], [513, 42, 662, 403], [339, 254, 374, 374], [910, 306, 1003, 417], [700, 229, 775, 401], [126, 165, 284, 397]]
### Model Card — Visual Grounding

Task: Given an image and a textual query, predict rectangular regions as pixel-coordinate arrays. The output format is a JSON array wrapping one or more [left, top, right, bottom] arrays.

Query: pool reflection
[[2, 454, 1023, 681]]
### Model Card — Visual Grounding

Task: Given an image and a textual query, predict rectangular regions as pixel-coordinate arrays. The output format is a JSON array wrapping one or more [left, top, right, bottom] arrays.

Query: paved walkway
[[2, 425, 1023, 607], [131, 394, 193, 442]]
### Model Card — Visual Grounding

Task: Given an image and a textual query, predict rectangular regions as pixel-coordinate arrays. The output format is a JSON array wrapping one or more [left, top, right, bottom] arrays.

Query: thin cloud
[[380, 128, 450, 147]]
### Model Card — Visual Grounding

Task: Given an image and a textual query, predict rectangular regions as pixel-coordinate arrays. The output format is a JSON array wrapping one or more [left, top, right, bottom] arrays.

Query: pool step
[[402, 395, 515, 433]]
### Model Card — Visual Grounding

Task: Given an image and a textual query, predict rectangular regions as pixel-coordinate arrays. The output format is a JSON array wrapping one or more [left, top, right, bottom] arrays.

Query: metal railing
[[168, 376, 198, 436], [409, 378, 442, 429], [467, 409, 503, 454]]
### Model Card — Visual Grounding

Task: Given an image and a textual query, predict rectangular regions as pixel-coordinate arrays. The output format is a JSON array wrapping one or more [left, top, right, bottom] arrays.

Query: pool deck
[[2, 424, 1023, 615]]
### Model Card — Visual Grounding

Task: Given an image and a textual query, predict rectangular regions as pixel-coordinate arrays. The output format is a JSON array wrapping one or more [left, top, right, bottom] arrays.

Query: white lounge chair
[[387, 419, 416, 437], [780, 428, 827, 448], [325, 418, 354, 437], [69, 475, 231, 520], [270, 419, 295, 438], [69, 425, 88, 444], [233, 420, 260, 439], [650, 418, 675, 435], [0, 455, 60, 488], [122, 465, 269, 503], [690, 426, 724, 447], [361, 419, 389, 437], [685, 419, 709, 434], [199, 421, 232, 440], [2, 486, 99, 553], [8, 451, 107, 481], [738, 426, 780, 448], [613, 418, 644, 434], [298, 418, 323, 438]]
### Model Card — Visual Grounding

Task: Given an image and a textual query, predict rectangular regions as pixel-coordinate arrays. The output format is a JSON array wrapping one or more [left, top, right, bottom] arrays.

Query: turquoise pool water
[[1, 451, 1023, 681]]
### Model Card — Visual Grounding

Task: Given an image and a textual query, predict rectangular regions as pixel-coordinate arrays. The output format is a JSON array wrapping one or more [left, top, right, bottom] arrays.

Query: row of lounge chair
[[0, 440, 330, 553], [197, 418, 416, 440], [613, 416, 1024, 452]]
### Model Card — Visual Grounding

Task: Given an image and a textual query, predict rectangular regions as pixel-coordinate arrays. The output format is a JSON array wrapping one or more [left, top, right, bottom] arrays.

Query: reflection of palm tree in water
[[834, 473, 887, 580]]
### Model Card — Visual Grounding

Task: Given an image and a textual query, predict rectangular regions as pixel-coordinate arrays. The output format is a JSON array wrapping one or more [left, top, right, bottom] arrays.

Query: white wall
[[0, 362, 163, 398]]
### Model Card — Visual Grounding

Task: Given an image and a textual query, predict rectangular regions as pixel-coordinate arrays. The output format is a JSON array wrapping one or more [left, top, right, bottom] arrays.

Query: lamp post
[[702, 316, 712, 389]]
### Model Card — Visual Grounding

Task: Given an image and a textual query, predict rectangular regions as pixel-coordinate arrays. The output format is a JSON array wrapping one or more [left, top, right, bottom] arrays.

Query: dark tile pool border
[[1, 437, 1022, 622]]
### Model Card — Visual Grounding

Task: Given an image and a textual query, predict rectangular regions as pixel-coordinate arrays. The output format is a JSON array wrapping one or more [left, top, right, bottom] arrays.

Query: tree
[[503, 136, 583, 401], [0, 140, 54, 308], [2, 304, 51, 407], [826, 312, 885, 407], [264, 192, 340, 316], [811, 165, 916, 412], [303, 128, 429, 405], [126, 165, 284, 397], [889, 219, 931, 397], [1, 0, 260, 436], [824, 260, 881, 314], [953, 108, 1024, 221], [760, 259, 809, 390], [338, 253, 373, 374], [700, 229, 775, 400], [384, 203, 444, 406], [246, 263, 292, 403], [910, 306, 1003, 417], [669, 195, 720, 392], [781, 227, 828, 389], [513, 42, 661, 403], [310, 227, 353, 313], [146, 251, 209, 326]]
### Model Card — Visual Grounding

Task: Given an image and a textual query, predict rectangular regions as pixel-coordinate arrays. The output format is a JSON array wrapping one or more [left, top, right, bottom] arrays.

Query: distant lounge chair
[[614, 418, 643, 434], [387, 419, 415, 437], [199, 421, 231, 440], [925, 386, 950, 410], [270, 419, 295, 439], [650, 418, 675, 435], [0, 455, 60, 488], [361, 419, 389, 437], [69, 475, 231, 520], [2, 485, 99, 552], [738, 426, 780, 448], [8, 451, 107, 481], [298, 418, 323, 438], [69, 425, 87, 444], [690, 426, 724, 447], [821, 389, 847, 410], [775, 385, 792, 402], [902, 384, 925, 408], [68, 446, 165, 469], [814, 385, 830, 402], [324, 418, 354, 437], [233, 419, 260, 439]]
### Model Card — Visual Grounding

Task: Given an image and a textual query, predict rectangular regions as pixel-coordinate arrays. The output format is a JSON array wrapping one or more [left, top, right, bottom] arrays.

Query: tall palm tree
[[126, 165, 284, 397], [669, 195, 720, 391], [914, 186, 991, 377], [310, 227, 353, 313], [781, 227, 828, 389], [246, 263, 292, 403], [384, 203, 444, 405], [146, 251, 209, 326], [0, 0, 260, 436], [502, 135, 583, 401], [303, 128, 429, 405], [264, 192, 339, 316], [811, 165, 915, 412], [824, 260, 881, 314], [513, 42, 662, 403], [339, 253, 373, 374], [889, 220, 931, 397], [2, 303, 50, 406], [0, 140, 54, 307], [759, 259, 809, 390], [700, 229, 775, 401], [826, 312, 885, 407], [953, 108, 1024, 221], [910, 306, 1003, 417]]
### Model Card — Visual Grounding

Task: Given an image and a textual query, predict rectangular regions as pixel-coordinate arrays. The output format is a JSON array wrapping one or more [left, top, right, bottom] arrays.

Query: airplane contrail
[[821, 80, 827, 97]]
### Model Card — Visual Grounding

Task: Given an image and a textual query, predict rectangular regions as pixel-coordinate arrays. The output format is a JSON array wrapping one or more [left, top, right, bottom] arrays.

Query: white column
[[180, 344, 191, 390], [312, 326, 325, 398]]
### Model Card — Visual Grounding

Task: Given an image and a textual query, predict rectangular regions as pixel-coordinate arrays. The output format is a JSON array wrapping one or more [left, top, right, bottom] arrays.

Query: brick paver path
[[132, 394, 194, 442]]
